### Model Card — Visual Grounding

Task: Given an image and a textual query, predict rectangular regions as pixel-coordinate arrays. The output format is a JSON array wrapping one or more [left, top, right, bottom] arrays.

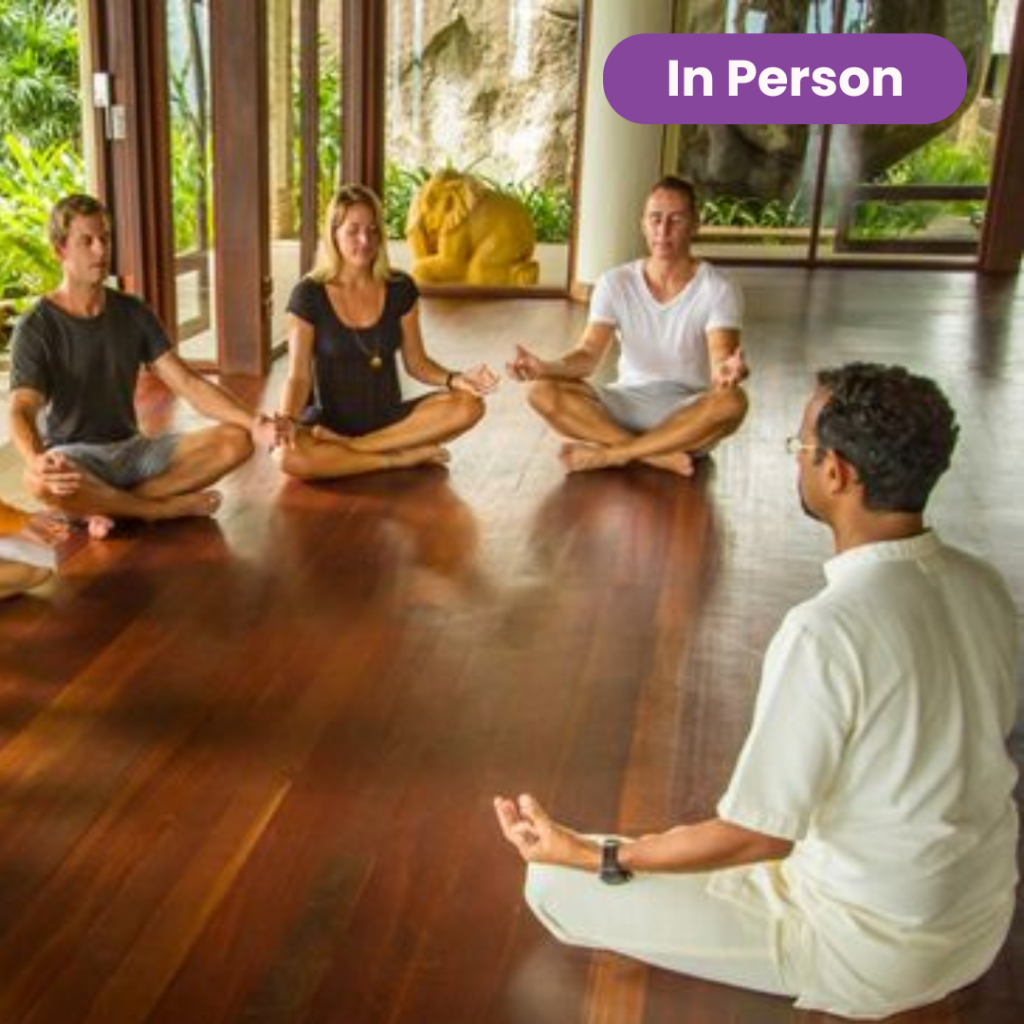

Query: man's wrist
[[599, 838, 634, 884]]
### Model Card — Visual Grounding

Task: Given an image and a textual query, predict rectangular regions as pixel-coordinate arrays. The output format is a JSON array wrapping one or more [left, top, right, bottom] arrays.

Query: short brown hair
[[48, 194, 110, 249], [647, 175, 698, 217]]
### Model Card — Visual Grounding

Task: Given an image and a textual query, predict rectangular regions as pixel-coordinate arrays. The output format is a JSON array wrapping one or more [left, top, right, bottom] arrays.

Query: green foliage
[[382, 163, 573, 244], [383, 163, 433, 240], [482, 177, 573, 244], [0, 134, 86, 348], [168, 65, 211, 253], [879, 134, 991, 187], [699, 195, 805, 229], [282, 31, 344, 231], [853, 134, 992, 239], [0, 0, 80, 150], [314, 35, 342, 210]]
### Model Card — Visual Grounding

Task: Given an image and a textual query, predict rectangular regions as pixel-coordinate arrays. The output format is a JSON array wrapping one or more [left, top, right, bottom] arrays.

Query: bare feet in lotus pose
[[559, 442, 694, 478]]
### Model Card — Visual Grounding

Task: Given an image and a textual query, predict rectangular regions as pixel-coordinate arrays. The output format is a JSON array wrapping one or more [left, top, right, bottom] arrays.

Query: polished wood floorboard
[[1, 269, 1022, 1024]]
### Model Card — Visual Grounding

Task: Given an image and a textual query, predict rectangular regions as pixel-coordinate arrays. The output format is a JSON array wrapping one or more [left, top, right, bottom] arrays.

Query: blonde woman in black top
[[277, 184, 498, 478]]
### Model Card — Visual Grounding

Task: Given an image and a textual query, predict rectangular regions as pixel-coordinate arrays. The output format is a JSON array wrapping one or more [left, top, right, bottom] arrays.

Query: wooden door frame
[[980, 0, 1024, 273], [88, 0, 175, 329], [209, 0, 271, 375]]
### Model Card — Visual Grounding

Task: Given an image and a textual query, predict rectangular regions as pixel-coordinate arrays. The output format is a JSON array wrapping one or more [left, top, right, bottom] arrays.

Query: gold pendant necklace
[[350, 325, 383, 370]]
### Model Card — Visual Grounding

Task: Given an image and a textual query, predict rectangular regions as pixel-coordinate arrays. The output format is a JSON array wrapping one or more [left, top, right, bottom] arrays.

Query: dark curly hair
[[814, 363, 959, 513]]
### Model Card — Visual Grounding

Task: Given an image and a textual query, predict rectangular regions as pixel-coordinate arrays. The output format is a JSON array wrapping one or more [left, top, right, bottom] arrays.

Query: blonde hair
[[309, 183, 391, 283]]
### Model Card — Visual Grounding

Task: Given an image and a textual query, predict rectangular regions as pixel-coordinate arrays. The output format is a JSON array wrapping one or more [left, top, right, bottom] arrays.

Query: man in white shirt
[[495, 363, 1019, 1018], [506, 177, 747, 476]]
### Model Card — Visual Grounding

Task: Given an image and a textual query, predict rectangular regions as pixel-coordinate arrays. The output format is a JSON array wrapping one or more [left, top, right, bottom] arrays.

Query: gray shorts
[[50, 433, 179, 490], [594, 381, 705, 434]]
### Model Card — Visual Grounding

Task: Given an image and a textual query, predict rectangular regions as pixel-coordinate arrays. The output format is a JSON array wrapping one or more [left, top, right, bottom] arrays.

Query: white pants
[[525, 863, 796, 998]]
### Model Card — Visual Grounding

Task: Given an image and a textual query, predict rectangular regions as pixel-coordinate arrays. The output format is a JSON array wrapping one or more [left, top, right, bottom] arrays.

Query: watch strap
[[599, 838, 633, 885]]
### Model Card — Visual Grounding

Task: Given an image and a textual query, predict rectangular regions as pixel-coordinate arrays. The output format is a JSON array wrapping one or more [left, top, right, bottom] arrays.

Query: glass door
[[266, 0, 343, 347], [671, 0, 1018, 266], [165, 0, 214, 358]]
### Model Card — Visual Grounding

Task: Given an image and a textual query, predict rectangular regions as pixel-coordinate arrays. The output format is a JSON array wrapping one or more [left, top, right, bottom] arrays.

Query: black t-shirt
[[10, 289, 171, 445], [286, 272, 419, 435]]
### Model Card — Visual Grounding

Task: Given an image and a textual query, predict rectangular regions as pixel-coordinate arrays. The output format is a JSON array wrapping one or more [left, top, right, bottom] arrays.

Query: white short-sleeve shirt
[[713, 531, 1020, 1017], [589, 260, 743, 390]]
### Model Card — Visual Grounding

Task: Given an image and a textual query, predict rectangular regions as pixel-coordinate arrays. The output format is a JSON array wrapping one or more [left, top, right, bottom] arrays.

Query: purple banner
[[603, 34, 966, 125]]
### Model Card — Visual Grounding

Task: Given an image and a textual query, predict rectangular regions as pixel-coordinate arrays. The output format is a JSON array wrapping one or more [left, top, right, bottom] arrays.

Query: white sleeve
[[717, 609, 855, 841], [588, 270, 620, 326], [706, 271, 744, 332]]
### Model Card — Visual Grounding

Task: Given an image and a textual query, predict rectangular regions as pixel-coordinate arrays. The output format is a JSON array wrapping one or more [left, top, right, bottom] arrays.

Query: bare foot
[[389, 445, 451, 470], [87, 515, 116, 539], [640, 451, 695, 477], [161, 489, 223, 520], [560, 442, 695, 477], [559, 442, 619, 473], [310, 425, 350, 445]]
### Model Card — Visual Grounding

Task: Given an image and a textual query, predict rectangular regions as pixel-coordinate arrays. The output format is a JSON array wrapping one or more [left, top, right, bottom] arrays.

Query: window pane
[[673, 0, 834, 263], [267, 0, 302, 346], [817, 0, 1005, 262], [167, 0, 215, 358]]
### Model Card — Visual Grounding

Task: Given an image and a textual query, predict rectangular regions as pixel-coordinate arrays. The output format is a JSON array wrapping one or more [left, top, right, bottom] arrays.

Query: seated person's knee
[[452, 390, 486, 428], [275, 444, 314, 480], [714, 385, 749, 429], [219, 424, 254, 464], [527, 379, 560, 417]]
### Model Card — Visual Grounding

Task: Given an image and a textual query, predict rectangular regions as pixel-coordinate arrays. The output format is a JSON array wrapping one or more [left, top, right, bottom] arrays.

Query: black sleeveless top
[[286, 272, 419, 435]]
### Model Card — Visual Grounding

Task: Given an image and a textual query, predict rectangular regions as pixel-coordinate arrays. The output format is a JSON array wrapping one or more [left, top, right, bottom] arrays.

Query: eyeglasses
[[785, 435, 820, 456]]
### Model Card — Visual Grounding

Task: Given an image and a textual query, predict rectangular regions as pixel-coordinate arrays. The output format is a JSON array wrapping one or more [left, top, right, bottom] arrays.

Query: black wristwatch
[[599, 839, 633, 885]]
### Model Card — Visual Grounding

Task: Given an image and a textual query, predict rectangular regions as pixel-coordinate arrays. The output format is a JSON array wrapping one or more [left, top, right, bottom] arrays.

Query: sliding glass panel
[[817, 0, 1007, 263], [384, 0, 583, 290], [267, 0, 302, 346], [672, 0, 835, 263], [317, 0, 343, 210], [166, 0, 215, 358]]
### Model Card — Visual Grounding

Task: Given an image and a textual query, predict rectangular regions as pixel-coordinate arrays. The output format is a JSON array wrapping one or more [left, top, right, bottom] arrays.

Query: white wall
[[575, 0, 673, 286]]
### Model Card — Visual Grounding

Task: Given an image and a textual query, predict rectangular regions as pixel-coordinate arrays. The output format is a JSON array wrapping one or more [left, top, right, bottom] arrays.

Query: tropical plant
[[0, 0, 80, 150], [699, 195, 804, 229], [382, 163, 432, 240], [0, 135, 86, 349], [852, 133, 992, 239], [168, 64, 211, 253], [314, 34, 342, 210], [482, 177, 573, 244]]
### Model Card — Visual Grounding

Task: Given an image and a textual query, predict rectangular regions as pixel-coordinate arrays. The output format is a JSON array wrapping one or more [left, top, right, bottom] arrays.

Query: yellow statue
[[406, 170, 539, 286]]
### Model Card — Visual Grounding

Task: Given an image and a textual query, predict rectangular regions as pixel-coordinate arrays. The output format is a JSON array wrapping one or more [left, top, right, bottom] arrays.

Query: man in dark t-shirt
[[8, 194, 280, 537]]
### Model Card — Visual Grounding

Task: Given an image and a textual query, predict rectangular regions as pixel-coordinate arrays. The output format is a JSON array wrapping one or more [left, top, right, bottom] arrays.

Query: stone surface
[[386, 1, 581, 187], [672, 0, 994, 200]]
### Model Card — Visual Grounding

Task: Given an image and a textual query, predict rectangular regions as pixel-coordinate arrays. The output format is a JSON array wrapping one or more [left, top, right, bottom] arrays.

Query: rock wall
[[386, 1, 582, 186], [671, 0, 993, 200]]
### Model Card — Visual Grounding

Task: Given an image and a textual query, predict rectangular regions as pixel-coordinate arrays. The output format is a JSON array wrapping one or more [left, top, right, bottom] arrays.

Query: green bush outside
[[0, 0, 84, 350]]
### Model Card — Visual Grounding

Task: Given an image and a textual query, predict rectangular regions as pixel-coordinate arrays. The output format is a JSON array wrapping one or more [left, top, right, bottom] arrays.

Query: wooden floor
[[1, 268, 1022, 1024]]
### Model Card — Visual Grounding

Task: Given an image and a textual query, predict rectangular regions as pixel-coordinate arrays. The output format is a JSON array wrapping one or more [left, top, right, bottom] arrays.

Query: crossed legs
[[25, 424, 252, 533], [278, 390, 484, 480], [524, 861, 794, 998], [528, 380, 748, 476]]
